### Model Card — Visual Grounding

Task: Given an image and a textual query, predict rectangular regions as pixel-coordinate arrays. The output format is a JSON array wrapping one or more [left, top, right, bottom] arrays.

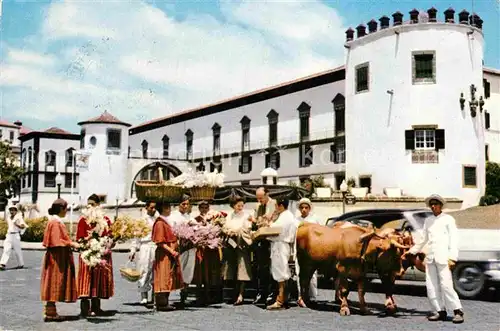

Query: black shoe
[[253, 293, 266, 304], [0, 265, 5, 271], [452, 309, 464, 324], [428, 310, 447, 321]]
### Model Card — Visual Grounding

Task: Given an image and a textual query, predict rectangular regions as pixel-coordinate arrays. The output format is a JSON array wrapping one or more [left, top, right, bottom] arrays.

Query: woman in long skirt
[[152, 201, 184, 311], [40, 199, 80, 322]]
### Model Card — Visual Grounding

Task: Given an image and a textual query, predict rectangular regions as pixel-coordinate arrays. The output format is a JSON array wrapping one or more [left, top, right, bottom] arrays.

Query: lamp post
[[340, 179, 348, 214], [55, 172, 63, 199]]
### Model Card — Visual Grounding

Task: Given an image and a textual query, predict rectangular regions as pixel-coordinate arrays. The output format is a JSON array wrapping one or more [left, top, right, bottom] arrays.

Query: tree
[[0, 141, 25, 210], [480, 162, 500, 206]]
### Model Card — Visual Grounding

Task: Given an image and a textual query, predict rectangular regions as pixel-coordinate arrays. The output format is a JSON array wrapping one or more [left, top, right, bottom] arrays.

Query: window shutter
[[248, 156, 253, 172], [330, 144, 336, 163], [275, 152, 280, 169], [485, 112, 490, 129], [265, 154, 270, 168], [484, 79, 491, 98], [217, 163, 223, 173], [405, 130, 415, 150], [435, 129, 445, 150], [238, 158, 242, 173], [305, 145, 313, 166]]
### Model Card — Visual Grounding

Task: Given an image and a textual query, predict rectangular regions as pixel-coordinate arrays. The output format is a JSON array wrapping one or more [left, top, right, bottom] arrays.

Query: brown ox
[[296, 222, 412, 316]]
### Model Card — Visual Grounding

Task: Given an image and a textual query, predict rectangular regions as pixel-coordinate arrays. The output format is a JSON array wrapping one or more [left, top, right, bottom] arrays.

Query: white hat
[[425, 194, 445, 207], [298, 198, 312, 208]]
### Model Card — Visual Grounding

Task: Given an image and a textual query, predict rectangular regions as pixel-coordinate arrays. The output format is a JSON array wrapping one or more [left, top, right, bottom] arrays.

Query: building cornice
[[19, 131, 80, 142]]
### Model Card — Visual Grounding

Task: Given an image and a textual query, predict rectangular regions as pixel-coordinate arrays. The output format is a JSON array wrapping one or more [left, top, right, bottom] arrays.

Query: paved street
[[0, 251, 499, 331]]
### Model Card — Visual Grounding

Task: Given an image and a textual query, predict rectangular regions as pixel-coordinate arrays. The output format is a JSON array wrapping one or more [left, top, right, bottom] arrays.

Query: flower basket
[[120, 262, 141, 282], [189, 186, 216, 201], [135, 180, 185, 202]]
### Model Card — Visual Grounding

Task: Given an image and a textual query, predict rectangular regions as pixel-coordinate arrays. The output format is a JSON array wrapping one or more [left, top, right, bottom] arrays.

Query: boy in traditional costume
[[76, 194, 114, 317], [152, 201, 184, 311], [40, 199, 80, 322]]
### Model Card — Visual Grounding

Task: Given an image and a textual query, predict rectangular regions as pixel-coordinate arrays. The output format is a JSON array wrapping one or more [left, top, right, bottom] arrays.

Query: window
[[64, 173, 76, 188], [22, 149, 26, 168], [265, 152, 280, 170], [162, 135, 169, 159], [267, 110, 279, 146], [355, 63, 369, 92], [485, 145, 489, 162], [240, 117, 250, 151], [65, 148, 74, 166], [334, 174, 345, 190], [463, 165, 477, 188], [80, 129, 86, 149], [332, 94, 345, 135], [185, 129, 193, 159], [196, 162, 205, 172], [212, 123, 221, 155], [107, 129, 121, 150], [44, 173, 56, 187], [412, 51, 436, 84], [239, 154, 252, 174], [45, 150, 56, 166], [483, 79, 490, 99], [9, 131, 14, 142], [299, 144, 313, 167], [331, 137, 345, 164], [406, 127, 444, 164], [298, 102, 310, 142], [141, 140, 148, 159], [415, 129, 435, 150], [485, 112, 490, 130], [359, 176, 372, 193], [28, 147, 32, 167]]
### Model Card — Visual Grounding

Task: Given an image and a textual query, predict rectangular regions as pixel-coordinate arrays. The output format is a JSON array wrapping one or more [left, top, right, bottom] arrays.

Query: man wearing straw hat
[[0, 204, 27, 270], [405, 194, 464, 324], [294, 198, 320, 307]]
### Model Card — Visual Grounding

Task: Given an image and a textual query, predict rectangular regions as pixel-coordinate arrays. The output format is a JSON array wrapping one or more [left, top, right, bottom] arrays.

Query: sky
[[0, 0, 499, 133]]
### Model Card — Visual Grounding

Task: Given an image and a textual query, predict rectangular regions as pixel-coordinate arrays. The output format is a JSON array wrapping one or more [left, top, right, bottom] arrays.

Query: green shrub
[[0, 219, 7, 240], [479, 195, 499, 206], [485, 162, 500, 201], [21, 217, 49, 242]]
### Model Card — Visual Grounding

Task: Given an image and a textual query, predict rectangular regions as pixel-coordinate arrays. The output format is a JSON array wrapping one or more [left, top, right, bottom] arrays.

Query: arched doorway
[[130, 161, 182, 198]]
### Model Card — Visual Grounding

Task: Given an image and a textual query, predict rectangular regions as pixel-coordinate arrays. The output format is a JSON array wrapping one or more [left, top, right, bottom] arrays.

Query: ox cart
[[134, 178, 309, 305]]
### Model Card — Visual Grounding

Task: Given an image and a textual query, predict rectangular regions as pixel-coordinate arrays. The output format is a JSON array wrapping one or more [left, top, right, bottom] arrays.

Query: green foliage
[[0, 219, 7, 240], [347, 177, 356, 188], [21, 217, 49, 242], [480, 162, 500, 206], [0, 140, 25, 203], [310, 175, 329, 188]]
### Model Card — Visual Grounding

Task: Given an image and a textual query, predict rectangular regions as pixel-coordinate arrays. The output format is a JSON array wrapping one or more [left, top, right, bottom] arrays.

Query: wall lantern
[[469, 84, 479, 118], [459, 93, 465, 110]]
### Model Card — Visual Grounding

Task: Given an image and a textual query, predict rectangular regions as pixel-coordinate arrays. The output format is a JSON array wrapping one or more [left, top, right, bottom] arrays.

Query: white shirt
[[130, 214, 157, 253], [409, 213, 459, 264], [169, 210, 192, 227], [269, 210, 297, 244], [296, 213, 321, 226], [7, 213, 25, 234]]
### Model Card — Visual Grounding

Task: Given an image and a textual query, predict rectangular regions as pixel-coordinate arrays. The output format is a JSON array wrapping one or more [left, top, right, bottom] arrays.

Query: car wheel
[[452, 263, 485, 299]]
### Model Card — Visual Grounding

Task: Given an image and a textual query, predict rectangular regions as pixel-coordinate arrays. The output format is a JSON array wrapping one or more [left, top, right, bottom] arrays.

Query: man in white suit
[[406, 194, 464, 324], [0, 205, 27, 270]]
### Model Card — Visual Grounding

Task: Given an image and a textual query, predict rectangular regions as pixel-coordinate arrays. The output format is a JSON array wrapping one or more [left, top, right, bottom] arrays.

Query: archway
[[130, 161, 182, 198]]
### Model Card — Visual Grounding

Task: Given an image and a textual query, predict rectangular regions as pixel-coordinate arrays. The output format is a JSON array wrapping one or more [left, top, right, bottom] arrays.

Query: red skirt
[[154, 247, 184, 293], [77, 253, 114, 299], [193, 247, 222, 287], [40, 247, 77, 302]]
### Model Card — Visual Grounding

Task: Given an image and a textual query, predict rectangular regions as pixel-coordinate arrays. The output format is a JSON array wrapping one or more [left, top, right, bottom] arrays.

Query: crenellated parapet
[[345, 7, 484, 42]]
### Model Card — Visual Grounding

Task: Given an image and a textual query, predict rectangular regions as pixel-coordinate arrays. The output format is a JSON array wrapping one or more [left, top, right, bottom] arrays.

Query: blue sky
[[1, 0, 499, 133]]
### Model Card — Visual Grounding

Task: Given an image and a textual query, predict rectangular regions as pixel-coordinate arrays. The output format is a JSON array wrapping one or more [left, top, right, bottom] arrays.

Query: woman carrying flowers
[[222, 196, 253, 305], [40, 199, 80, 322], [152, 201, 184, 311], [76, 194, 114, 317], [192, 201, 224, 306]]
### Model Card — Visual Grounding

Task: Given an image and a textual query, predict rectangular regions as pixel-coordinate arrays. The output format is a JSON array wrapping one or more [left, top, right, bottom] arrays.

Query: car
[[322, 208, 500, 299]]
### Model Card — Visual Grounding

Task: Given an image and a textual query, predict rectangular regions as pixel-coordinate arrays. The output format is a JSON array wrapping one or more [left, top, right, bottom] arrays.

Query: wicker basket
[[189, 186, 216, 201], [135, 180, 185, 202], [120, 264, 141, 282]]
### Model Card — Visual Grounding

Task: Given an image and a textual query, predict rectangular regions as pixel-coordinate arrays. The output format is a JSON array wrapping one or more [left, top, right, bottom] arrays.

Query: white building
[[12, 7, 500, 212]]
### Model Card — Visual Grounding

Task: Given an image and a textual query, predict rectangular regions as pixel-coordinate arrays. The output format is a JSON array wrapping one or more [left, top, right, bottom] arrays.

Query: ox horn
[[390, 239, 410, 250], [358, 230, 376, 243]]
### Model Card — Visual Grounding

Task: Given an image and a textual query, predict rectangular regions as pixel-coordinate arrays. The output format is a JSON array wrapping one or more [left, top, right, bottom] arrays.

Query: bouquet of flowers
[[167, 168, 225, 188], [78, 206, 112, 268], [110, 215, 151, 243], [172, 221, 223, 252], [206, 210, 227, 227]]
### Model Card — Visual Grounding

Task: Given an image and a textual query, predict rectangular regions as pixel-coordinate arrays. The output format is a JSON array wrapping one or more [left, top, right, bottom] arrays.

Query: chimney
[[409, 9, 419, 23], [444, 8, 455, 23], [427, 7, 437, 22], [392, 11, 403, 26], [14, 121, 22, 127], [459, 10, 469, 24], [469, 13, 481, 28], [345, 28, 354, 42], [356, 24, 366, 38], [367, 19, 377, 33], [379, 15, 390, 29]]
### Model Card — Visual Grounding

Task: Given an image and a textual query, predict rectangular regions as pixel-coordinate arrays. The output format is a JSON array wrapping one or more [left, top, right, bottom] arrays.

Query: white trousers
[[294, 259, 318, 300], [180, 248, 197, 284], [426, 261, 462, 312], [0, 233, 24, 266], [137, 242, 156, 293]]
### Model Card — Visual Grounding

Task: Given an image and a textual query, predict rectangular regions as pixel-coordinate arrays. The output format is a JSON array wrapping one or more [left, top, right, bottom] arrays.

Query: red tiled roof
[[0, 119, 19, 129], [19, 126, 32, 135], [78, 110, 131, 127], [44, 127, 72, 134]]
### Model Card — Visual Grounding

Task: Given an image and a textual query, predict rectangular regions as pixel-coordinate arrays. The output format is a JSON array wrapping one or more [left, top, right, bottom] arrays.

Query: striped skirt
[[77, 253, 114, 299], [40, 247, 77, 302], [193, 248, 222, 286]]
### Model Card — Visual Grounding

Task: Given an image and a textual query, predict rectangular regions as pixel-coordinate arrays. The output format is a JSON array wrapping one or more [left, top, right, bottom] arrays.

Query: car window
[[380, 219, 404, 230]]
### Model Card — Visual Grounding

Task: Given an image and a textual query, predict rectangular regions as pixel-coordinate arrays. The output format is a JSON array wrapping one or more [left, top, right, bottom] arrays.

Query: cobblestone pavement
[[0, 251, 498, 331]]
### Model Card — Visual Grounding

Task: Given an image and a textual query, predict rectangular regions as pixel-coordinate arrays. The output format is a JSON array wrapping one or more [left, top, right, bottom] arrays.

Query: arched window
[[142, 140, 148, 159], [162, 135, 169, 159], [45, 150, 56, 166], [65, 148, 75, 166]]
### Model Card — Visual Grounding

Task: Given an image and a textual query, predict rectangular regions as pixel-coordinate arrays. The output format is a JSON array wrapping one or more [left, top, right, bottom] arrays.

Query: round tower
[[344, 8, 486, 208], [77, 111, 131, 206]]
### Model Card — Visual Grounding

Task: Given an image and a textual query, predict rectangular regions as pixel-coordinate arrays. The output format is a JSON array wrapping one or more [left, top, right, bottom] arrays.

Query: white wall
[[128, 79, 345, 183], [0, 124, 20, 147], [78, 123, 129, 205], [484, 71, 500, 163], [345, 22, 486, 208]]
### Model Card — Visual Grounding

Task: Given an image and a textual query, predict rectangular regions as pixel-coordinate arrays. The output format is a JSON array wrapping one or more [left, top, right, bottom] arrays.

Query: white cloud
[[1, 0, 347, 131]]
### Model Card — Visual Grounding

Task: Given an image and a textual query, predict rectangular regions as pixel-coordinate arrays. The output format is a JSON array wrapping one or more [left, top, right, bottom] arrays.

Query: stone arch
[[130, 161, 182, 198]]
